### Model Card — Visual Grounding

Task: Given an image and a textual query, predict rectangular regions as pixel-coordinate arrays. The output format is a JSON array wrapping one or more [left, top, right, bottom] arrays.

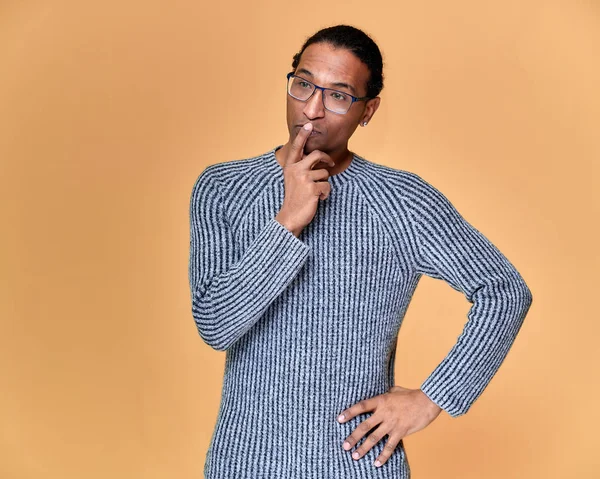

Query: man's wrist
[[275, 214, 302, 237], [419, 389, 442, 413]]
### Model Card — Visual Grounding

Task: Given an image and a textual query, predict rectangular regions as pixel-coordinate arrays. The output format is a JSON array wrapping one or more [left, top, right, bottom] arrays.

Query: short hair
[[291, 25, 384, 98]]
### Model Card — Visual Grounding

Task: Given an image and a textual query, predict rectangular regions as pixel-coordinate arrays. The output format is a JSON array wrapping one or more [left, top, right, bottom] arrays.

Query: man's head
[[285, 25, 383, 157]]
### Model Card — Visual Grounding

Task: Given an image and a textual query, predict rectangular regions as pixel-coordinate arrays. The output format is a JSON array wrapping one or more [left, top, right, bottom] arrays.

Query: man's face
[[286, 42, 378, 156]]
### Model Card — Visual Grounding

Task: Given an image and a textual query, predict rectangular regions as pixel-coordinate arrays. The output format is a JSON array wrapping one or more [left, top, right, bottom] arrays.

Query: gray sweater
[[188, 146, 533, 478]]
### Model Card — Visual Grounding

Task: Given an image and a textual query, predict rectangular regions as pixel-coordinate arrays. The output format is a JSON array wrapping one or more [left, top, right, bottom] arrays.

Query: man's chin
[[303, 137, 328, 154]]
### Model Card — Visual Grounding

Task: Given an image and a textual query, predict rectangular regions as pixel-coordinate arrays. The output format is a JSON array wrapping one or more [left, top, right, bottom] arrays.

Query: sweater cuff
[[420, 379, 466, 418], [233, 217, 311, 295]]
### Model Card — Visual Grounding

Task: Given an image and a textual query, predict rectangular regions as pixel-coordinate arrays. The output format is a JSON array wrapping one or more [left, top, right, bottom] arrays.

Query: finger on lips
[[289, 122, 312, 164]]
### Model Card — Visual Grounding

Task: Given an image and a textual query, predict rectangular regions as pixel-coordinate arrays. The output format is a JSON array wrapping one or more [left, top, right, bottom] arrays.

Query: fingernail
[[343, 441, 351, 450], [374, 460, 382, 467], [337, 414, 344, 422], [352, 452, 360, 459], [303, 123, 312, 130]]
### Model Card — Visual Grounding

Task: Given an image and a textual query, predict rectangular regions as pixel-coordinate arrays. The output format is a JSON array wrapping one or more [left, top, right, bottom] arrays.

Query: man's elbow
[[483, 272, 533, 325], [504, 275, 533, 334], [194, 323, 229, 352], [190, 302, 231, 352], [514, 275, 533, 313]]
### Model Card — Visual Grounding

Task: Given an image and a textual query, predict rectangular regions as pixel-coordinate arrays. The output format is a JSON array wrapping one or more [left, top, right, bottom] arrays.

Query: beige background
[[1, 0, 598, 477]]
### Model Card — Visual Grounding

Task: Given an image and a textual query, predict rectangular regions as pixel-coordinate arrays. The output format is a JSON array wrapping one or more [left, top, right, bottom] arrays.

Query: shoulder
[[355, 154, 449, 209], [190, 148, 278, 197]]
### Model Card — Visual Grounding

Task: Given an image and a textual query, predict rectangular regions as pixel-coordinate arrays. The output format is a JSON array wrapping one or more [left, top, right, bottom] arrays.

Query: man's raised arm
[[188, 167, 310, 351]]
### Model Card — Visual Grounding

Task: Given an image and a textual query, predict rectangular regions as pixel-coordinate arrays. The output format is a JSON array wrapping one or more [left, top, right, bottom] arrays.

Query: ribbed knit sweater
[[188, 146, 533, 478]]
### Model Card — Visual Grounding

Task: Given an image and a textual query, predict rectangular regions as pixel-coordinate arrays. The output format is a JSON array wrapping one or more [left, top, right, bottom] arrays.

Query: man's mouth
[[298, 124, 321, 135]]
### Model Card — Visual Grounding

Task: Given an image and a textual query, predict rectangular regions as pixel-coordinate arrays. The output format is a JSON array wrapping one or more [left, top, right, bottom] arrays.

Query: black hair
[[291, 24, 384, 98]]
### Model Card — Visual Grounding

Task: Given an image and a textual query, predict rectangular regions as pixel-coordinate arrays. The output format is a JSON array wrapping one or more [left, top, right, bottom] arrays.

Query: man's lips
[[297, 124, 322, 134]]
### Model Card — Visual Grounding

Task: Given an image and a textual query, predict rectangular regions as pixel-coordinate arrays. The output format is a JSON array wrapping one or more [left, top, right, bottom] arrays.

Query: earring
[[362, 121, 368, 127]]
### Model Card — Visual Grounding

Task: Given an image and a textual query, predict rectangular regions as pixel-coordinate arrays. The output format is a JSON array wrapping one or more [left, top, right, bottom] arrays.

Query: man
[[188, 24, 532, 479]]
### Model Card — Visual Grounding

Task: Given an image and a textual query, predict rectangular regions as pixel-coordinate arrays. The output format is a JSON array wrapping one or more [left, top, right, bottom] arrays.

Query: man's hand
[[336, 386, 443, 468], [275, 122, 334, 237]]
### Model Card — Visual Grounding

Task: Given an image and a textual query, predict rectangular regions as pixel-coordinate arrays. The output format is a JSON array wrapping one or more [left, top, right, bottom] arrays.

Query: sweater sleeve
[[188, 167, 311, 351], [403, 175, 533, 418]]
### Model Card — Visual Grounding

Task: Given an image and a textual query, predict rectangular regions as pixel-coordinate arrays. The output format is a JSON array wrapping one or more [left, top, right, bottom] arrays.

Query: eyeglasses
[[286, 72, 370, 115]]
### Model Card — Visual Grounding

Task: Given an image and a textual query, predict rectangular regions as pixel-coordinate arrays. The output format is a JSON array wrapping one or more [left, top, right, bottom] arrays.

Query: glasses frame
[[286, 72, 371, 115]]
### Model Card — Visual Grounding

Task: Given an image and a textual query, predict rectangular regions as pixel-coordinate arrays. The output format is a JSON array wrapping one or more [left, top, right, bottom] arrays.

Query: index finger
[[337, 396, 378, 423], [287, 122, 313, 165]]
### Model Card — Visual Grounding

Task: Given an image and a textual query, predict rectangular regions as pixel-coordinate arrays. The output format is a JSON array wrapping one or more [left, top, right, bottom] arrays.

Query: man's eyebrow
[[331, 81, 357, 95], [296, 68, 358, 95]]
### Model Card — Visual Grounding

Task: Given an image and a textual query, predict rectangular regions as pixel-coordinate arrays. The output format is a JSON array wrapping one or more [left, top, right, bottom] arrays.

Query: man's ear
[[361, 97, 381, 125]]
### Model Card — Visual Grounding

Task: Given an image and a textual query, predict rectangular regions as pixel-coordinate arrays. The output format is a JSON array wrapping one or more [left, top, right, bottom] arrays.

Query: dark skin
[[275, 42, 379, 174], [275, 42, 443, 468]]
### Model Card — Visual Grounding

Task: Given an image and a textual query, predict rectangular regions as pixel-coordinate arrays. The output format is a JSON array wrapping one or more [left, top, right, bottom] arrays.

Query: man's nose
[[303, 88, 325, 119]]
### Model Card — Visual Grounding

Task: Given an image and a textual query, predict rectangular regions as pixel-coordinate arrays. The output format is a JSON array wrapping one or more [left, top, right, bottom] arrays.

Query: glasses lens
[[288, 76, 314, 101], [287, 75, 353, 114], [323, 89, 352, 114]]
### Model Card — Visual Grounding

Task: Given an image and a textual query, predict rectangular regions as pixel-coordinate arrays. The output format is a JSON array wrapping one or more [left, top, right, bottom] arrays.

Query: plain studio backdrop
[[1, 1, 598, 478]]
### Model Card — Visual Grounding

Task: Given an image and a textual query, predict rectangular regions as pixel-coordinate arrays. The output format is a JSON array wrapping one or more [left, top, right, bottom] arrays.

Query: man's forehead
[[296, 44, 369, 95]]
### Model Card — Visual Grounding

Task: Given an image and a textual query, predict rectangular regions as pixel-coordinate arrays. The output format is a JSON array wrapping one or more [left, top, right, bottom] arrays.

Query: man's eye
[[298, 81, 311, 88], [330, 91, 348, 101]]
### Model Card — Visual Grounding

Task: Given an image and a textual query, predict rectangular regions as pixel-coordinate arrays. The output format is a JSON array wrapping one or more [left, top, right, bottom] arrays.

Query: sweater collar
[[267, 145, 364, 188]]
